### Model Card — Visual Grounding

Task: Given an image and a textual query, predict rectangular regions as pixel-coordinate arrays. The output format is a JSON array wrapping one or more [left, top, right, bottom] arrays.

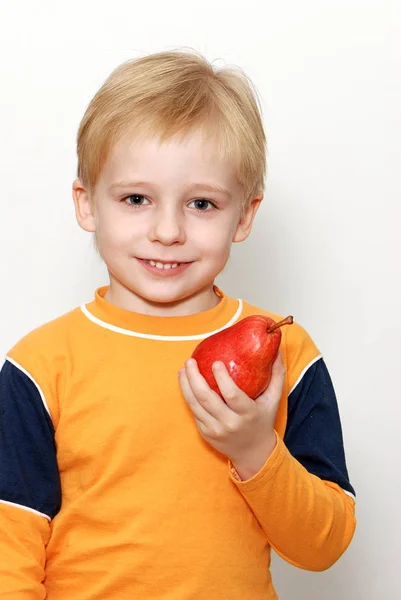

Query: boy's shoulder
[[240, 297, 318, 348], [6, 305, 83, 371], [240, 298, 322, 392], [3, 306, 85, 422]]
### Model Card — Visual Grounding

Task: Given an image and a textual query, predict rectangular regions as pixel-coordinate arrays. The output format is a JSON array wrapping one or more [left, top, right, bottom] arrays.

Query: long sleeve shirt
[[0, 285, 356, 599]]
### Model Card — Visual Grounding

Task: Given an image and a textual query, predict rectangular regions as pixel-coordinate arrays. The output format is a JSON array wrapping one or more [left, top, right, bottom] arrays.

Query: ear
[[232, 196, 262, 243], [72, 178, 96, 233]]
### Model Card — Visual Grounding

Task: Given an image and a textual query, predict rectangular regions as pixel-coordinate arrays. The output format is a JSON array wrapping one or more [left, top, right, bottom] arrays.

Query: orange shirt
[[0, 286, 356, 599]]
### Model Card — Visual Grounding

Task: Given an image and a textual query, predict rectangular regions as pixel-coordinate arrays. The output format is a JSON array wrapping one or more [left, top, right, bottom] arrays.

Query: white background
[[0, 1, 400, 598]]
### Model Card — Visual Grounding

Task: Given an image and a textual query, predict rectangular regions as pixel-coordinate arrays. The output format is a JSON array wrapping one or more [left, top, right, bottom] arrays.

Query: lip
[[136, 257, 193, 277], [141, 258, 189, 265]]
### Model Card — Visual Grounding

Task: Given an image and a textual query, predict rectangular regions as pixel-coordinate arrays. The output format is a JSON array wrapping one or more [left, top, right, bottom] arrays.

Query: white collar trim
[[80, 299, 243, 341]]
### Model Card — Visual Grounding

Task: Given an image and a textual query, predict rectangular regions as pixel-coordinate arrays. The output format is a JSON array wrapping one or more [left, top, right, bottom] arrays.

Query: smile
[[136, 257, 193, 277], [145, 260, 181, 270]]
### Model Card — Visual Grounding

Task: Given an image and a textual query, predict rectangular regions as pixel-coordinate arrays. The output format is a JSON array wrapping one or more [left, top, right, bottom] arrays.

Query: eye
[[188, 199, 217, 212], [123, 194, 150, 207]]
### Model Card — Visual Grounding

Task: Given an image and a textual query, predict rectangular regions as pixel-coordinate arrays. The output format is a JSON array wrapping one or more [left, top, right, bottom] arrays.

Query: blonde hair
[[76, 49, 267, 206]]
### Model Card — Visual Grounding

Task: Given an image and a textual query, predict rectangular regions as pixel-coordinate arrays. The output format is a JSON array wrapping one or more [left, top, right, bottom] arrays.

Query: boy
[[0, 50, 356, 599]]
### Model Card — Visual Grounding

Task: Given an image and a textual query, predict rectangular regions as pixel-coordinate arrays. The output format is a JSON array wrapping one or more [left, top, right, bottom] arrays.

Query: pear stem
[[267, 315, 294, 333]]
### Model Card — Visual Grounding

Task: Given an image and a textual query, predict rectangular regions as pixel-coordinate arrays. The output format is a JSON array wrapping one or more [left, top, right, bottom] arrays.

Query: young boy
[[0, 50, 356, 599]]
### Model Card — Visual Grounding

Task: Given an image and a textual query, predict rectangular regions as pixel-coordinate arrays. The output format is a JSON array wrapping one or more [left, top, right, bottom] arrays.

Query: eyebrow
[[108, 180, 232, 198]]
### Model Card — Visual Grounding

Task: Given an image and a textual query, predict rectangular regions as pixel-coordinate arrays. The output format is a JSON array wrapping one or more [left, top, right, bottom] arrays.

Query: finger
[[211, 361, 253, 414], [258, 351, 286, 403], [184, 359, 233, 421], [178, 368, 215, 426]]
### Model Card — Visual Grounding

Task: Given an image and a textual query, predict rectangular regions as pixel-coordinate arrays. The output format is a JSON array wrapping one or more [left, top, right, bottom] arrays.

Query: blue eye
[[124, 195, 149, 207], [189, 199, 216, 212]]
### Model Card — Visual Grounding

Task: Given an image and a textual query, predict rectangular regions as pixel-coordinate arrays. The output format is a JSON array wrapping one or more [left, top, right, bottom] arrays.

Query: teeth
[[148, 260, 180, 270]]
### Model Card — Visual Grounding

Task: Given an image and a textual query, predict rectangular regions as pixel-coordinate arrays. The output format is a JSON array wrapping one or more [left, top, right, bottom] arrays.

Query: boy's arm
[[0, 358, 61, 598], [229, 357, 356, 571]]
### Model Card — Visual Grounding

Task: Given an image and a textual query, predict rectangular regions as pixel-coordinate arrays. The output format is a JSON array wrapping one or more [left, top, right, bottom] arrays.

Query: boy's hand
[[178, 352, 286, 480]]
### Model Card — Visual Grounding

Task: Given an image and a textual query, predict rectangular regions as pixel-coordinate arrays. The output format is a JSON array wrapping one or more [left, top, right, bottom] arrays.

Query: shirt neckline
[[80, 285, 243, 340]]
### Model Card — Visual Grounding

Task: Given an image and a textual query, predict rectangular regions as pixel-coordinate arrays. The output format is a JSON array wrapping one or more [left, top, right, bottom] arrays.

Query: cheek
[[96, 212, 137, 247], [209, 217, 237, 244], [199, 229, 233, 258]]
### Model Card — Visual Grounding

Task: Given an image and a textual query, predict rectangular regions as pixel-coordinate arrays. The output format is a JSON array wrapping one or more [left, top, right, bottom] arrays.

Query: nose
[[149, 205, 186, 246]]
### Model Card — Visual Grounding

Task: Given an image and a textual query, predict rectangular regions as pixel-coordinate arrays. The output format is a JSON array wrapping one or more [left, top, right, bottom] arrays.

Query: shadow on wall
[[270, 550, 363, 600], [217, 185, 306, 319]]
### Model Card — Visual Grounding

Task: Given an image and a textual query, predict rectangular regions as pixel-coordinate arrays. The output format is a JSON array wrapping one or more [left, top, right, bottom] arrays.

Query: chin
[[137, 288, 192, 305], [110, 263, 219, 308]]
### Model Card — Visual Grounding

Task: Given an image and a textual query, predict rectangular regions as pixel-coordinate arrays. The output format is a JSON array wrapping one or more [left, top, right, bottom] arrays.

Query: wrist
[[231, 432, 277, 481]]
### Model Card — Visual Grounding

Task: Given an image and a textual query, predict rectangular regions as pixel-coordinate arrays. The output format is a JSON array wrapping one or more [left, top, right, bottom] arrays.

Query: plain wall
[[0, 1, 400, 598]]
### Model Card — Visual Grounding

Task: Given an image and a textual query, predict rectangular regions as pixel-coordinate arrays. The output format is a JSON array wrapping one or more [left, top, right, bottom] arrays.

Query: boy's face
[[73, 128, 261, 316]]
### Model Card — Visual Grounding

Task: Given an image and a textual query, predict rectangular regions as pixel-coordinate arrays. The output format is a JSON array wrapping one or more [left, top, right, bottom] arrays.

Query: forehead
[[99, 128, 241, 191]]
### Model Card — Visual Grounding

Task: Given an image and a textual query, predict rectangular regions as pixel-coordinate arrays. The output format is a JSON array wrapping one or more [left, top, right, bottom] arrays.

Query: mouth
[[137, 258, 192, 271]]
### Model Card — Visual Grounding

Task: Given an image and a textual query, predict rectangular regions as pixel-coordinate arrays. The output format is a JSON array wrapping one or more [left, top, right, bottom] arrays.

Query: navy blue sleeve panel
[[284, 358, 355, 498], [0, 359, 61, 520]]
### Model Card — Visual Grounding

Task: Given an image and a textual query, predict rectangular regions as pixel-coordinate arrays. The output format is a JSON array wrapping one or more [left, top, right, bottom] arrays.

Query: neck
[[104, 277, 221, 317]]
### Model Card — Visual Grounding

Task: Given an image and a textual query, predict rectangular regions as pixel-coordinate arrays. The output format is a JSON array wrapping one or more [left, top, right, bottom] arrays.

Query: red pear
[[192, 315, 293, 400]]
